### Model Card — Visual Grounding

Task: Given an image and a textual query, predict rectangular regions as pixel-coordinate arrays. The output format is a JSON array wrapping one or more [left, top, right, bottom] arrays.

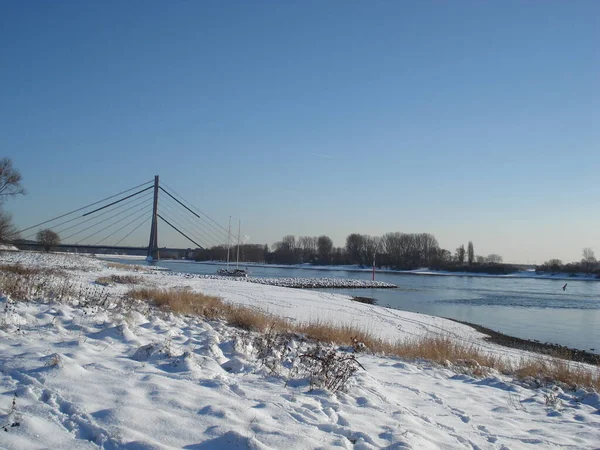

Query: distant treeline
[[191, 232, 517, 273], [536, 248, 600, 276]]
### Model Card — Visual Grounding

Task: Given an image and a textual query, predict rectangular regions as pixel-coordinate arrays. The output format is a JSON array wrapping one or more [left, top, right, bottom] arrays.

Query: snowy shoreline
[[1, 252, 599, 449]]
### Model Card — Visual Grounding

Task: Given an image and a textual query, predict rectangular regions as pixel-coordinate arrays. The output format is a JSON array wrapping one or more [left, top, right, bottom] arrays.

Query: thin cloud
[[310, 153, 333, 159]]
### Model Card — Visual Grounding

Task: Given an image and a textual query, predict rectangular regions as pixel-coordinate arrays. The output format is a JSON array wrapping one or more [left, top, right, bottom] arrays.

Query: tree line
[[192, 232, 512, 273], [537, 248, 600, 276]]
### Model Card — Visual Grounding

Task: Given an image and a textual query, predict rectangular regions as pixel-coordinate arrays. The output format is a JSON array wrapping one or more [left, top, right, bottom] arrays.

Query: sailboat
[[217, 218, 248, 278]]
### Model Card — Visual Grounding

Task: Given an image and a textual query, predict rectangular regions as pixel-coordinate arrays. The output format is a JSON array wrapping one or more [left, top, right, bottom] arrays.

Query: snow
[[1, 252, 599, 449], [171, 273, 397, 289]]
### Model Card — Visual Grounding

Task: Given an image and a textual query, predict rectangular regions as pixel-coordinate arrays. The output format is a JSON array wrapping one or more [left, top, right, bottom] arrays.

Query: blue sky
[[2, 1, 598, 263]]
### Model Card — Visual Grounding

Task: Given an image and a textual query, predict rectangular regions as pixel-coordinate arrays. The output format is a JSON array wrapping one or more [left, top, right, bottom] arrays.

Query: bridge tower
[[147, 175, 159, 260]]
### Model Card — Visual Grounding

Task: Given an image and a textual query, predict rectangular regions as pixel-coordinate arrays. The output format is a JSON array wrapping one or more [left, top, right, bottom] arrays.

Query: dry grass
[[96, 274, 142, 286], [515, 356, 600, 390], [0, 264, 67, 277], [0, 266, 74, 301], [128, 287, 600, 391]]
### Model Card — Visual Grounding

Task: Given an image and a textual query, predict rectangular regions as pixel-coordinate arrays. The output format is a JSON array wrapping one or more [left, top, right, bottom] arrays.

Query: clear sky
[[2, 0, 599, 264]]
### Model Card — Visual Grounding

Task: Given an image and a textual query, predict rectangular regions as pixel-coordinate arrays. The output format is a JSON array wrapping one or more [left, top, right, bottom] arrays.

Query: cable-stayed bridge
[[12, 176, 231, 260]]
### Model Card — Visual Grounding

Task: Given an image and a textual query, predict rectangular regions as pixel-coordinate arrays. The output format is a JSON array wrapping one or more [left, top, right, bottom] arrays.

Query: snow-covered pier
[[174, 273, 397, 289], [246, 276, 397, 289]]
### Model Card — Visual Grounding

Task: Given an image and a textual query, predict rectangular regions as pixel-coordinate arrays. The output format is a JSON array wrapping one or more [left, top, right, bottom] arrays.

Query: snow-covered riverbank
[[1, 252, 599, 449]]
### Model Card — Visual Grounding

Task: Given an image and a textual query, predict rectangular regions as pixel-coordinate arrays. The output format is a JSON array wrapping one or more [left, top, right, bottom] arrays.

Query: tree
[[0, 158, 25, 201], [345, 233, 366, 265], [0, 210, 19, 242], [455, 245, 466, 264], [486, 254, 503, 264], [582, 248, 596, 263], [543, 259, 563, 272], [582, 248, 596, 272], [0, 158, 26, 242], [317, 235, 333, 264], [37, 229, 60, 252], [467, 241, 474, 265]]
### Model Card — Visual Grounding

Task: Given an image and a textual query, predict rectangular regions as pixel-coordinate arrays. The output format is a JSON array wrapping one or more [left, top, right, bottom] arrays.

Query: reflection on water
[[105, 258, 600, 352]]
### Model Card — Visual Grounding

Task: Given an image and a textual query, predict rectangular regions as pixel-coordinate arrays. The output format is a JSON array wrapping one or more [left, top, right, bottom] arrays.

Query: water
[[109, 259, 600, 352]]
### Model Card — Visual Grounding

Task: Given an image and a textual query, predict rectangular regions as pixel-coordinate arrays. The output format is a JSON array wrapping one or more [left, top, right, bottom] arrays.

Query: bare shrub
[[252, 325, 299, 375], [95, 274, 142, 286], [299, 344, 365, 392]]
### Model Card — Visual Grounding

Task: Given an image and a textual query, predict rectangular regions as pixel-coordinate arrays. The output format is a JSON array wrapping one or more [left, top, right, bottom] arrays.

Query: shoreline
[[347, 291, 600, 365], [449, 318, 600, 366]]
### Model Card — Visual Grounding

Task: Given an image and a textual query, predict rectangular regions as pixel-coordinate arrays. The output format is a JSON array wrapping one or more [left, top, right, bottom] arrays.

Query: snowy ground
[[1, 252, 599, 449]]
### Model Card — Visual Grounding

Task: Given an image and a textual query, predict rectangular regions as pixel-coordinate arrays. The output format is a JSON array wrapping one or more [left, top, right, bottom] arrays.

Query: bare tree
[[486, 254, 503, 264], [582, 248, 596, 272], [467, 241, 474, 265], [0, 158, 26, 242], [582, 248, 596, 263], [345, 233, 366, 265], [363, 235, 380, 265], [542, 259, 563, 272], [298, 236, 317, 263], [456, 245, 466, 264], [0, 158, 26, 201], [37, 229, 60, 252], [317, 235, 333, 264], [0, 210, 19, 242]]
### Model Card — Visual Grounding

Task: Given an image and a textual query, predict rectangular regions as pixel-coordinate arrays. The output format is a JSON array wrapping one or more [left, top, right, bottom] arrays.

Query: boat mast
[[236, 220, 241, 270], [226, 216, 231, 270]]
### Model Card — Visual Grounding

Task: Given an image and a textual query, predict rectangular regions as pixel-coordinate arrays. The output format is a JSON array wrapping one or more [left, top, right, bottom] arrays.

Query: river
[[108, 258, 600, 353]]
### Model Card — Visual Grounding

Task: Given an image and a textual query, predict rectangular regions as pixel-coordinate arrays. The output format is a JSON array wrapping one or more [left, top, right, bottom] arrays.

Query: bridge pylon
[[147, 175, 159, 260]]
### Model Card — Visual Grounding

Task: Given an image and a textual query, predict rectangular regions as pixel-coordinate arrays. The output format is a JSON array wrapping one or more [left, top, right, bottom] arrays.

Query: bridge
[[11, 176, 232, 260]]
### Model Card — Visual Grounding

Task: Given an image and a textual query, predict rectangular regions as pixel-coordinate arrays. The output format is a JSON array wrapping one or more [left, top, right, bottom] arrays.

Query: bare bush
[[299, 344, 365, 392], [95, 274, 142, 286]]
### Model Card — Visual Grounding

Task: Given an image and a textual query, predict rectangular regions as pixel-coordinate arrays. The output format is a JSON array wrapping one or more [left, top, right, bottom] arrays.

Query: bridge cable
[[114, 216, 151, 246], [15, 179, 154, 235], [160, 182, 230, 237], [158, 192, 229, 245], [156, 198, 211, 247], [157, 206, 211, 249], [159, 196, 218, 247], [74, 205, 153, 245], [44, 192, 153, 239], [159, 194, 229, 243], [63, 199, 152, 243], [157, 214, 204, 249], [81, 185, 153, 217], [93, 207, 154, 246]]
